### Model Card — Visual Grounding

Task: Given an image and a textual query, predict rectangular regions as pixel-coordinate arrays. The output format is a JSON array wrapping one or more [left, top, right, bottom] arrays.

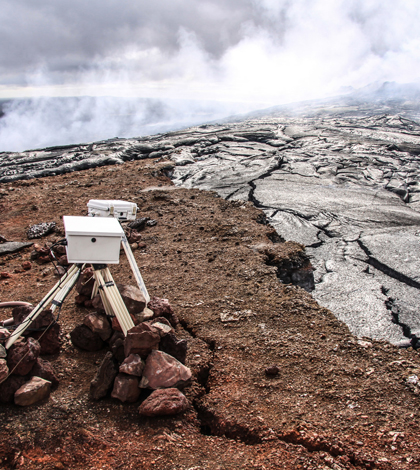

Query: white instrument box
[[87, 199, 137, 221], [63, 216, 124, 264]]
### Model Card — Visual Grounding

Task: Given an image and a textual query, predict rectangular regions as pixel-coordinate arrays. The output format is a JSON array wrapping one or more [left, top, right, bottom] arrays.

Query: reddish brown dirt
[[1, 158, 420, 470]]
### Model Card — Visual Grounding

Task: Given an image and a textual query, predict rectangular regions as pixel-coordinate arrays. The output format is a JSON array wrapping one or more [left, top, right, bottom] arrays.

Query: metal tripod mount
[[5, 263, 85, 349], [5, 260, 138, 350], [90, 264, 135, 335]]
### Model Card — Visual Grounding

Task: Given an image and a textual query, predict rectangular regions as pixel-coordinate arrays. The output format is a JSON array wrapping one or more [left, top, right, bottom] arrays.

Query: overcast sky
[[2, 0, 420, 104]]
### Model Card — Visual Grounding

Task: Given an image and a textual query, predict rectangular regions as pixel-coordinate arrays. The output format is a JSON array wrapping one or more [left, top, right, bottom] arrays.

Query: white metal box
[[63, 216, 124, 264], [87, 199, 138, 220]]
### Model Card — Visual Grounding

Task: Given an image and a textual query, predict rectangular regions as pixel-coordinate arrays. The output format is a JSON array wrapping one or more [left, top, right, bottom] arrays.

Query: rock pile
[[70, 269, 191, 416], [0, 306, 60, 406]]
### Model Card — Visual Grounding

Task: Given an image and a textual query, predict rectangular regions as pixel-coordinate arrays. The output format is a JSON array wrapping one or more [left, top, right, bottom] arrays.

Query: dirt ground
[[1, 157, 420, 470]]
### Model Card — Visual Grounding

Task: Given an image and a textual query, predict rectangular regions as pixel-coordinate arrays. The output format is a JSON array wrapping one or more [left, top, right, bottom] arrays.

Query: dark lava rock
[[127, 217, 150, 231], [159, 333, 187, 364], [0, 375, 27, 403], [70, 325, 104, 351], [7, 338, 41, 376], [111, 373, 140, 403], [90, 351, 119, 400], [265, 365, 280, 377], [32, 358, 59, 387], [31, 322, 61, 355]]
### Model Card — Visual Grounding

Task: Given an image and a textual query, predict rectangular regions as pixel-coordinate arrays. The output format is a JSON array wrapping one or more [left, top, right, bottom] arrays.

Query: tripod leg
[[121, 236, 150, 303], [94, 269, 134, 336], [6, 264, 82, 349], [103, 268, 135, 332], [51, 269, 82, 314]]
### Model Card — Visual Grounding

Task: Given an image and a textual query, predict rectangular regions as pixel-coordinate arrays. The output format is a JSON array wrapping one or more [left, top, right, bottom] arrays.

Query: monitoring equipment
[[5, 200, 149, 349], [87, 199, 137, 221], [64, 216, 124, 264]]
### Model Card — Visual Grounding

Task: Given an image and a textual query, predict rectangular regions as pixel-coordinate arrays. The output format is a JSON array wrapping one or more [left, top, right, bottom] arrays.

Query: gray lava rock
[[3, 95, 420, 348], [0, 241, 33, 255], [27, 222, 56, 239]]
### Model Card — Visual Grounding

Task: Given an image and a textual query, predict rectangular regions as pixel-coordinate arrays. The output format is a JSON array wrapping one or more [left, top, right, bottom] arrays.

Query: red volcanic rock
[[83, 312, 112, 341], [75, 267, 95, 297], [0, 359, 9, 383], [32, 358, 59, 387], [15, 376, 51, 406], [148, 297, 178, 327], [0, 375, 26, 403], [140, 350, 192, 390], [0, 328, 11, 343], [31, 323, 61, 355], [124, 323, 160, 358], [119, 354, 145, 377], [117, 284, 147, 315], [111, 313, 139, 332], [12, 306, 54, 333], [70, 325, 104, 351], [139, 388, 189, 417], [111, 373, 140, 403], [90, 351, 119, 400], [21, 261, 32, 270], [159, 333, 187, 364], [7, 338, 41, 376]]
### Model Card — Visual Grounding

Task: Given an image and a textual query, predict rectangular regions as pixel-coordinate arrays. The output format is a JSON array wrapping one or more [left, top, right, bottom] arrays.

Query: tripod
[[5, 209, 150, 349], [6, 263, 83, 349], [5, 262, 137, 349]]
